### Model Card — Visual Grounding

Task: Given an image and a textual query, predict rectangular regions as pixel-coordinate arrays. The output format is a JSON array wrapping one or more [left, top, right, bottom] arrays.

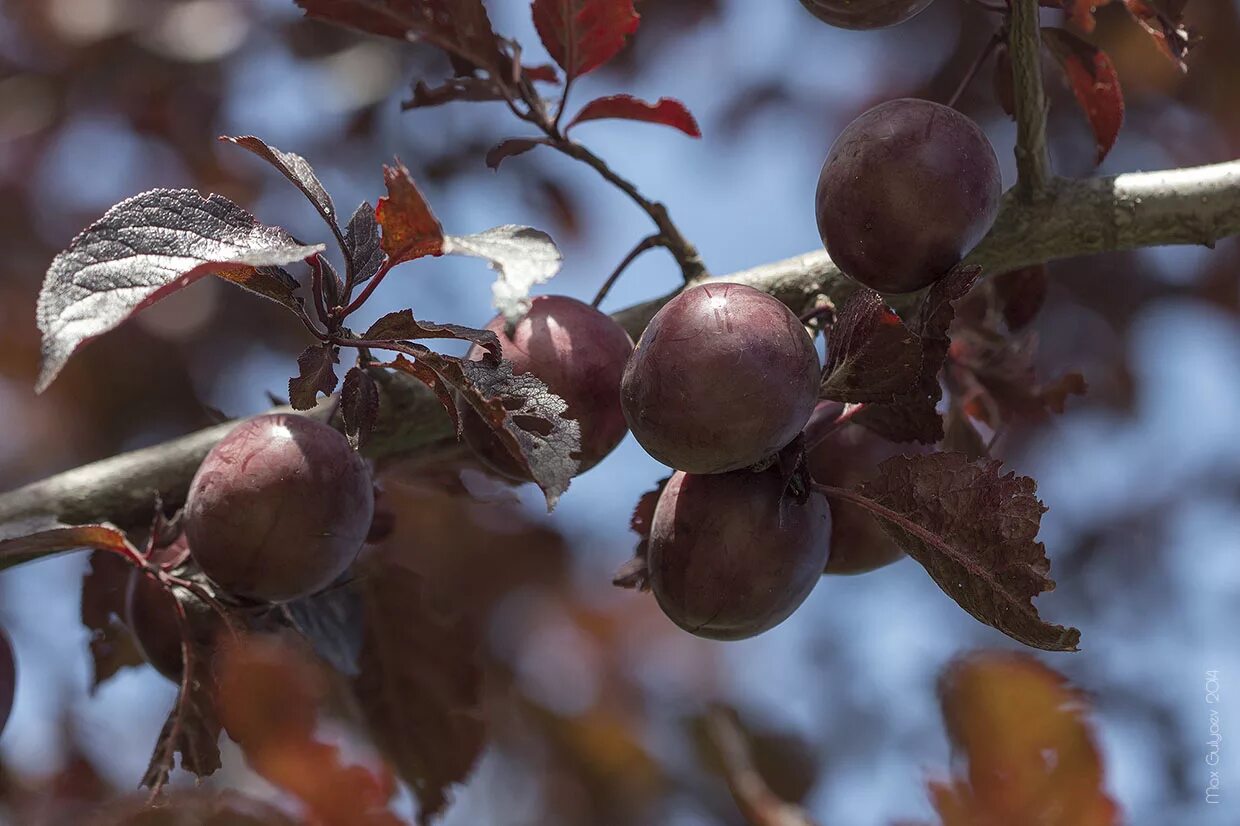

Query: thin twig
[[552, 138, 708, 281], [947, 30, 1003, 110], [592, 234, 665, 309], [1010, 0, 1053, 198], [343, 258, 395, 317], [704, 706, 820, 826]]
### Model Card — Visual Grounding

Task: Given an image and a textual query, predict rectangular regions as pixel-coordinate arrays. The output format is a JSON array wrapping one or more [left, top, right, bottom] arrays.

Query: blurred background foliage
[[0, 1, 1236, 824]]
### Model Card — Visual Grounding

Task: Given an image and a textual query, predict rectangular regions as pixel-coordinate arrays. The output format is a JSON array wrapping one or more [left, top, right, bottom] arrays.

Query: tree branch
[[1, 160, 1238, 543], [1010, 0, 1053, 197]]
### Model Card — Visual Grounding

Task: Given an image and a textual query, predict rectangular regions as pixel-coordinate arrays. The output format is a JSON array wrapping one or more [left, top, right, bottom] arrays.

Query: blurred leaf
[[485, 137, 552, 170], [285, 583, 365, 677], [81, 551, 144, 693], [993, 44, 1015, 118], [853, 452, 1080, 651], [532, 0, 640, 78], [296, 0, 509, 74], [932, 652, 1120, 826], [376, 160, 445, 266], [951, 327, 1087, 426], [442, 225, 563, 323], [353, 562, 484, 825], [1043, 29, 1124, 165], [567, 95, 701, 137], [345, 202, 384, 286], [361, 309, 500, 359], [87, 791, 300, 825], [36, 189, 321, 392], [855, 265, 980, 444], [288, 345, 340, 411], [993, 265, 1048, 331], [218, 635, 402, 826], [1121, 0, 1194, 70], [341, 367, 381, 450], [821, 289, 922, 403], [222, 135, 338, 230]]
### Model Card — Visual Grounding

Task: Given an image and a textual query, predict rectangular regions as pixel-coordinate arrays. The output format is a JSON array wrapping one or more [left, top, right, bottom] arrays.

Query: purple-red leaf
[[853, 452, 1080, 651], [222, 135, 337, 230], [361, 309, 501, 360], [566, 95, 702, 137], [532, 0, 640, 78], [345, 201, 384, 286], [855, 264, 981, 444], [340, 367, 381, 451], [485, 137, 552, 170], [288, 345, 340, 411], [0, 523, 138, 566], [821, 289, 922, 403], [295, 0, 509, 74], [353, 561, 485, 824], [1043, 28, 1124, 165], [383, 347, 581, 509], [376, 161, 445, 266], [36, 189, 322, 393]]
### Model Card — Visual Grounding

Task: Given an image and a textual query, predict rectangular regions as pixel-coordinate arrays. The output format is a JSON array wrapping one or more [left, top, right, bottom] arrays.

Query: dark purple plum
[[648, 468, 832, 640], [620, 283, 820, 474], [463, 295, 634, 479], [0, 628, 13, 737], [799, 0, 936, 29], [184, 414, 373, 603], [816, 98, 1001, 294], [807, 425, 932, 574], [125, 570, 185, 681]]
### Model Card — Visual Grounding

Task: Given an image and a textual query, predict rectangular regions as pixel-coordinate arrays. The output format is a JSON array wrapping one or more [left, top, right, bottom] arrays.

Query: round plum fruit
[[0, 627, 13, 737], [184, 414, 373, 603], [799, 0, 936, 29], [125, 571, 185, 681], [816, 98, 1001, 294], [620, 284, 820, 474], [648, 467, 832, 640], [463, 295, 634, 479]]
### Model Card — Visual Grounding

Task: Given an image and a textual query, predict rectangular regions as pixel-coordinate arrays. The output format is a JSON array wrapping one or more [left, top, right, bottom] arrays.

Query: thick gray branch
[[2, 160, 1238, 541], [1010, 0, 1053, 197]]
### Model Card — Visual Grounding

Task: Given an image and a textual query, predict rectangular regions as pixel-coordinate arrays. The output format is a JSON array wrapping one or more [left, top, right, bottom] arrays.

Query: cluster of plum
[[113, 57, 1002, 678], [454, 101, 1000, 641]]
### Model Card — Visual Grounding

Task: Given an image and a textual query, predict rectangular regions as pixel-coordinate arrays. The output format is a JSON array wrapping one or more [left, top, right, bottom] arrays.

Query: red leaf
[[485, 137, 551, 170], [81, 551, 144, 693], [612, 476, 670, 591], [288, 344, 339, 411], [993, 264, 1048, 331], [850, 452, 1080, 651], [821, 289, 922, 403], [1043, 28, 1124, 165], [567, 95, 702, 137], [531, 0, 640, 78], [376, 160, 445, 266]]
